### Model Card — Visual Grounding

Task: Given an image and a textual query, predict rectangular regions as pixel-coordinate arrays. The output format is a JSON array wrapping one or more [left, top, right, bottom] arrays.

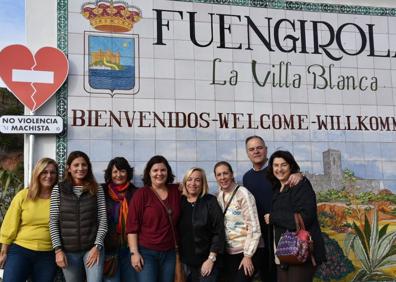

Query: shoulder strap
[[294, 212, 317, 266], [150, 187, 179, 249], [294, 213, 306, 231], [223, 185, 240, 216]]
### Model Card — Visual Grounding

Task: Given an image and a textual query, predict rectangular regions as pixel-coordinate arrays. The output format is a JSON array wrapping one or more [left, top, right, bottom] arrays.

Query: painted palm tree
[[345, 209, 396, 281]]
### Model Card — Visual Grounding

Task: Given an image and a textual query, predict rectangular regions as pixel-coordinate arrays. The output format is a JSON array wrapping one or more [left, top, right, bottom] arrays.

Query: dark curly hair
[[104, 157, 134, 184], [267, 150, 300, 186], [142, 155, 175, 186]]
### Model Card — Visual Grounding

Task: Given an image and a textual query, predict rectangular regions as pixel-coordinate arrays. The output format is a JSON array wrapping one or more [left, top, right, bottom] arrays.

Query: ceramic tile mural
[[62, 0, 396, 184], [60, 1, 396, 279]]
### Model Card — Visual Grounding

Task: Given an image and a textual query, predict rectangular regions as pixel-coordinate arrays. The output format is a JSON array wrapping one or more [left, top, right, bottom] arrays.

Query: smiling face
[[186, 170, 203, 197], [215, 164, 234, 192], [111, 165, 128, 185], [149, 162, 168, 188], [272, 157, 291, 185], [246, 137, 268, 170], [39, 163, 58, 190], [68, 157, 88, 185]]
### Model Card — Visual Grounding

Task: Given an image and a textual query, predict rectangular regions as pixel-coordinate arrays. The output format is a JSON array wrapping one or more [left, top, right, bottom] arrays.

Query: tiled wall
[[66, 0, 396, 191]]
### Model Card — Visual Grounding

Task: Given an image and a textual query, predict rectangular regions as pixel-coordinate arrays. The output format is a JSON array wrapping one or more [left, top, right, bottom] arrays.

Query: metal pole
[[26, 111, 35, 187]]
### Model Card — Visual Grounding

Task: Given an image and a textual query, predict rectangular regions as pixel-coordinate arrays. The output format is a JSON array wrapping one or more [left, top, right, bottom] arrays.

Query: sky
[[0, 0, 25, 87]]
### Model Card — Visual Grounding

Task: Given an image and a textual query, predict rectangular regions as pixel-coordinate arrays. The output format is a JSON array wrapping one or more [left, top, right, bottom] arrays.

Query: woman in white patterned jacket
[[214, 161, 262, 282]]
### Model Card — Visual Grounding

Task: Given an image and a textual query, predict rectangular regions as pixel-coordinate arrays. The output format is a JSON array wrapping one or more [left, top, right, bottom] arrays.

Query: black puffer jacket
[[59, 181, 98, 252]]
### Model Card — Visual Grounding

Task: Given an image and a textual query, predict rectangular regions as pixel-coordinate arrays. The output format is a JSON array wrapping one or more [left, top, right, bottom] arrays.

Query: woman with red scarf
[[102, 157, 138, 282]]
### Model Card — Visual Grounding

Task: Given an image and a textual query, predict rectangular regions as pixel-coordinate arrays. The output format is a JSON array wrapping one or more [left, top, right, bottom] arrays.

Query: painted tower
[[323, 149, 342, 179]]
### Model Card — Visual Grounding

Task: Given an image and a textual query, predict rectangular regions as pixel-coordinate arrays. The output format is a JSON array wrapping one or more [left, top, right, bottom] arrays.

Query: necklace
[[187, 196, 198, 207]]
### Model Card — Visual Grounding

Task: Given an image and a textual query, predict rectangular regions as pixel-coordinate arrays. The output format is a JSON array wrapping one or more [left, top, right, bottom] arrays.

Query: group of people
[[0, 135, 326, 282]]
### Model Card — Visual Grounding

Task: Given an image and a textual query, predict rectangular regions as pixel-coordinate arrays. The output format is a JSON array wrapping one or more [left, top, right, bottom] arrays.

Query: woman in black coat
[[264, 150, 326, 282], [178, 167, 225, 282]]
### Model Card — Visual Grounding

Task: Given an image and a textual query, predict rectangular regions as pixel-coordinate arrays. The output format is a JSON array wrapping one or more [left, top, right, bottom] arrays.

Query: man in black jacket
[[243, 136, 301, 282]]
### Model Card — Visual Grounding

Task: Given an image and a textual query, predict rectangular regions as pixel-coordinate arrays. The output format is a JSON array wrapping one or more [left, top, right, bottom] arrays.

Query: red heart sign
[[0, 44, 69, 112]]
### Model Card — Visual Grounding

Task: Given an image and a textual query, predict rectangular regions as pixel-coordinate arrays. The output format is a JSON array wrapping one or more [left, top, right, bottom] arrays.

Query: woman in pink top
[[126, 155, 181, 282]]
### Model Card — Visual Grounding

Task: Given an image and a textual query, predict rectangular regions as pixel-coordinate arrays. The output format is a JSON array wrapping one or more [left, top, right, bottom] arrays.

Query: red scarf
[[108, 182, 129, 237]]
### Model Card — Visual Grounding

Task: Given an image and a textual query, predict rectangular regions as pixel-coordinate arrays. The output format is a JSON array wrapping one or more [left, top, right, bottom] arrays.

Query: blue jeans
[[3, 243, 57, 282], [137, 246, 176, 282], [62, 249, 104, 282], [103, 247, 137, 282]]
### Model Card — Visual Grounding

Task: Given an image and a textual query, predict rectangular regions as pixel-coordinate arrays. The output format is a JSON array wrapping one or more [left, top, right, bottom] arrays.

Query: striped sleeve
[[49, 184, 62, 249], [94, 185, 108, 246]]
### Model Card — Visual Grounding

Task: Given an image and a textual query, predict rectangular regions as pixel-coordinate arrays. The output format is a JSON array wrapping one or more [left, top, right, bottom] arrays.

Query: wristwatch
[[208, 254, 216, 262], [95, 244, 103, 251]]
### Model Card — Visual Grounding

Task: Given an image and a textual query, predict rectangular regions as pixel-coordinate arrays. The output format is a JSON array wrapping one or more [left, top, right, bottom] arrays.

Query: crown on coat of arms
[[81, 1, 142, 32]]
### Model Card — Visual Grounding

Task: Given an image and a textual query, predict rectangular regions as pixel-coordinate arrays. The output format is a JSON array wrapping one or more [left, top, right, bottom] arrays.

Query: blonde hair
[[28, 158, 58, 200], [181, 167, 209, 198]]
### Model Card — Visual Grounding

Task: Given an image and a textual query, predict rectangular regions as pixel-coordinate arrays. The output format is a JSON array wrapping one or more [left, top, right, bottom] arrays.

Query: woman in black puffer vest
[[49, 151, 108, 282]]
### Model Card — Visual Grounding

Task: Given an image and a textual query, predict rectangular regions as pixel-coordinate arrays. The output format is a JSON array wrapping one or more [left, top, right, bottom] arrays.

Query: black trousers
[[221, 253, 252, 282], [276, 261, 317, 282], [187, 263, 220, 282], [253, 247, 277, 282], [220, 249, 273, 282]]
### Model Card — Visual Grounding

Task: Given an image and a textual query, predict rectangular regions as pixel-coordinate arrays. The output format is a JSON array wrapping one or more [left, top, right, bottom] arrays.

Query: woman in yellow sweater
[[0, 158, 58, 282]]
